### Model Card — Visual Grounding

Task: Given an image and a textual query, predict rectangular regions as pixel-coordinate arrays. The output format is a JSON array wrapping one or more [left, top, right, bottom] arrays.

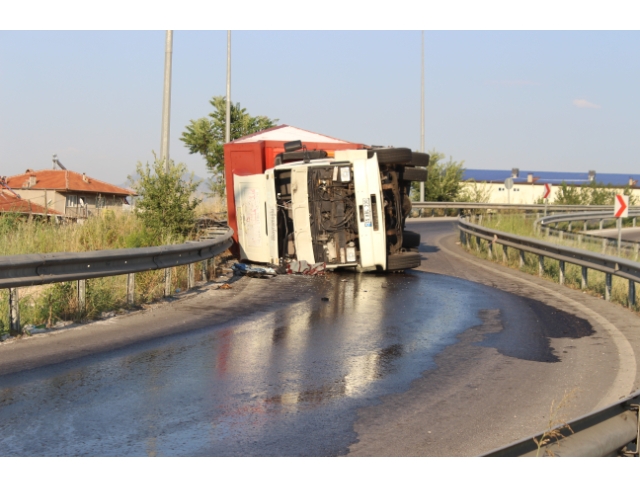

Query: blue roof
[[463, 169, 640, 187]]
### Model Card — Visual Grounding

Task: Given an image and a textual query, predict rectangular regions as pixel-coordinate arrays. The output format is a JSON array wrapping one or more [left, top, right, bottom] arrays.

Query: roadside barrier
[[458, 216, 640, 306], [0, 227, 233, 336], [458, 215, 639, 456], [482, 389, 639, 456], [411, 201, 623, 213], [535, 210, 640, 258]]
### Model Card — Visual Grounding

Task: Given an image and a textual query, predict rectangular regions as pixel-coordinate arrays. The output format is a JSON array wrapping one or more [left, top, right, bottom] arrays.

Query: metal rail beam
[[459, 219, 640, 283], [0, 229, 233, 289], [412, 202, 625, 212], [483, 389, 639, 457]]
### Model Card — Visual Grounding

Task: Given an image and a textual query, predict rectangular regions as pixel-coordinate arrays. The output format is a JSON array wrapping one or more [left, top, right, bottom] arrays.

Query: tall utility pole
[[160, 30, 173, 173], [225, 31, 231, 144], [420, 30, 425, 203]]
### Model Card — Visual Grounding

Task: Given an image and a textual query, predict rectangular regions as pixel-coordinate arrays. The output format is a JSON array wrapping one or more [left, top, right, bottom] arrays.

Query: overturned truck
[[225, 127, 428, 272]]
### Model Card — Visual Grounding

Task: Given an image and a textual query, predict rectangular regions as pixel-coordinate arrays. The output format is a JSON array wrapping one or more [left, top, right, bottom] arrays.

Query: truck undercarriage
[[234, 145, 428, 272]]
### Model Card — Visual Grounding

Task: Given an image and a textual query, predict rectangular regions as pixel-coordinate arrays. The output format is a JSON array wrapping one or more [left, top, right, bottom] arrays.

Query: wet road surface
[[0, 219, 637, 456]]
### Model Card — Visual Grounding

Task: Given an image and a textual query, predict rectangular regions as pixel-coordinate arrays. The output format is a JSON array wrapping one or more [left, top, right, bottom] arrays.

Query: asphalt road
[[1, 219, 639, 456]]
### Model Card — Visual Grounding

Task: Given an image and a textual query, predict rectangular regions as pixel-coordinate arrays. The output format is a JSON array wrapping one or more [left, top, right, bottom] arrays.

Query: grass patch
[[0, 207, 225, 337]]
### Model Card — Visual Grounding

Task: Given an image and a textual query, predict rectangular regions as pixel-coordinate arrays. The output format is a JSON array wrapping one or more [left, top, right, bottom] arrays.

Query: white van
[[233, 145, 428, 272]]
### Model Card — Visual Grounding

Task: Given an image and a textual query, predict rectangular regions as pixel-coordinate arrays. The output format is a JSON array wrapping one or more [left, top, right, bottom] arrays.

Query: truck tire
[[402, 230, 421, 248], [368, 148, 413, 165], [387, 250, 421, 271], [400, 166, 427, 182], [412, 151, 430, 167]]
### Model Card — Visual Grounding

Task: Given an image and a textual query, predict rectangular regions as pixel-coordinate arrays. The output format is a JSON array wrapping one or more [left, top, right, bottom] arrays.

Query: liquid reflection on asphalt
[[0, 271, 510, 456]]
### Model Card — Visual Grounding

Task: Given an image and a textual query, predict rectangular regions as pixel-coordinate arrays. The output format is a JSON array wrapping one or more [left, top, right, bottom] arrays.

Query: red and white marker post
[[615, 194, 629, 254], [543, 183, 552, 216]]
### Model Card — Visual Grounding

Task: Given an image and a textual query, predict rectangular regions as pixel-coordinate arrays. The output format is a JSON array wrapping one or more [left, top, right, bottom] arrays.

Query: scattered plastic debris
[[286, 260, 326, 276], [232, 263, 277, 278]]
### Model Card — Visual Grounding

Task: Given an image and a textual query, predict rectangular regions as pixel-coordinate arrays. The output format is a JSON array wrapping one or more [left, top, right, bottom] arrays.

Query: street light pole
[[160, 30, 173, 173], [420, 30, 425, 203], [225, 31, 231, 144]]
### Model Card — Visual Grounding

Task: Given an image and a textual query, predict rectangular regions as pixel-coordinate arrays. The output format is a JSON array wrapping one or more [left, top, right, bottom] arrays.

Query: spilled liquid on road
[[0, 270, 584, 456]]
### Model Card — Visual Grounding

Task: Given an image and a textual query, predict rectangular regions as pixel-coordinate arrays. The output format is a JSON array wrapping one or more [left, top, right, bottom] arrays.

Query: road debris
[[217, 283, 233, 290], [232, 263, 277, 278], [286, 260, 326, 276]]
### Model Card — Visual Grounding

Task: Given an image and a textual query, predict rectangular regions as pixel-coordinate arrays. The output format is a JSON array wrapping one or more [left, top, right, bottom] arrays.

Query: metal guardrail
[[458, 216, 640, 305], [483, 389, 639, 456], [532, 210, 640, 259], [537, 209, 640, 227], [412, 202, 626, 212], [458, 216, 640, 455], [1, 228, 233, 336]]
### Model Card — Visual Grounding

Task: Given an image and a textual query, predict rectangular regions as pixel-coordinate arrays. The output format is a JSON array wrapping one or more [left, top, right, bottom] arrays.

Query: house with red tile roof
[[4, 169, 136, 219], [0, 185, 63, 217]]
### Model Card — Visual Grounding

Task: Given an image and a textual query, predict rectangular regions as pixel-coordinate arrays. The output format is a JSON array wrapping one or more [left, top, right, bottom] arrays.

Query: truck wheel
[[402, 230, 420, 248], [368, 148, 413, 165], [412, 151, 430, 167], [400, 167, 427, 182], [387, 250, 421, 271]]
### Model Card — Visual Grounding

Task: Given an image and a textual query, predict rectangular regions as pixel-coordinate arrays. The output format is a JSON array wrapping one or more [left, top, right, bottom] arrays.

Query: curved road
[[1, 219, 639, 456]]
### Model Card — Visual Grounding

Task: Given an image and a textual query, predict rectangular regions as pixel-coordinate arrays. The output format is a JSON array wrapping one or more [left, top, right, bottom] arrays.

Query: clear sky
[[2, 4, 639, 185]]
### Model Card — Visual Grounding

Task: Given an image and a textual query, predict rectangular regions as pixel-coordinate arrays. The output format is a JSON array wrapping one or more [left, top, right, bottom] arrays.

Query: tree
[[551, 180, 636, 206], [411, 150, 466, 202], [128, 156, 200, 239], [458, 179, 492, 203], [180, 96, 278, 197]]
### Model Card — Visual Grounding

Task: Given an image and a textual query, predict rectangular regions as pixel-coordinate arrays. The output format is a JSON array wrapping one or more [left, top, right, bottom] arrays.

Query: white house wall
[[461, 182, 640, 205]]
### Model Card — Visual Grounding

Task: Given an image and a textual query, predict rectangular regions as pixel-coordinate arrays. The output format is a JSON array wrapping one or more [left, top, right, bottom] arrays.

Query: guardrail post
[[519, 250, 525, 268], [538, 255, 544, 276], [581, 267, 588, 289], [77, 280, 86, 318], [568, 222, 572, 231], [188, 263, 195, 290], [212, 257, 218, 278], [599, 220, 604, 230], [605, 273, 612, 301], [475, 235, 481, 250], [635, 243, 639, 260], [628, 280, 636, 309], [127, 273, 135, 306], [502, 245, 508, 263], [633, 217, 637, 228], [559, 230, 564, 241], [201, 259, 208, 282], [602, 239, 607, 254], [487, 241, 493, 260], [478, 214, 483, 226], [545, 227, 550, 237], [9, 288, 20, 336], [164, 267, 172, 297], [583, 221, 587, 232], [578, 234, 583, 245], [558, 261, 565, 285]]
